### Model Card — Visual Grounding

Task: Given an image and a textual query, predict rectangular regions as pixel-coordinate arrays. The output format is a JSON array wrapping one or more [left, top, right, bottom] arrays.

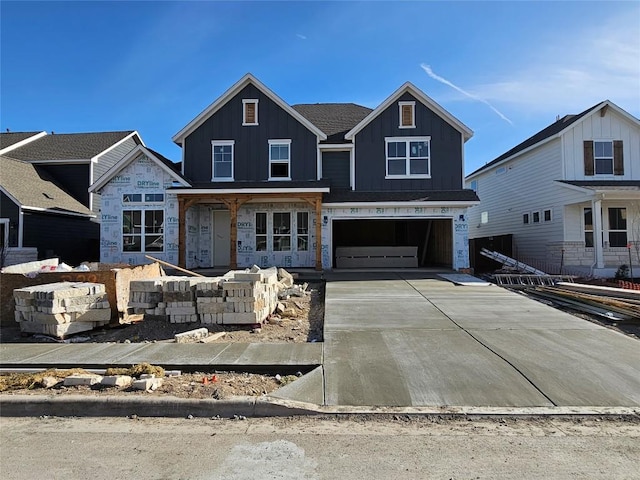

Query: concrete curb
[[1, 394, 638, 419]]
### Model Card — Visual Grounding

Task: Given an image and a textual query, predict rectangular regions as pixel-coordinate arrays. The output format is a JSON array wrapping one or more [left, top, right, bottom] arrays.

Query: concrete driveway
[[323, 272, 640, 407]]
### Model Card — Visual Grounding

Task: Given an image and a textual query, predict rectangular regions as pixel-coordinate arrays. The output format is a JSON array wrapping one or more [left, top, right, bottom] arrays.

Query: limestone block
[[132, 377, 164, 391], [175, 327, 209, 343], [101, 375, 133, 387], [64, 374, 103, 386]]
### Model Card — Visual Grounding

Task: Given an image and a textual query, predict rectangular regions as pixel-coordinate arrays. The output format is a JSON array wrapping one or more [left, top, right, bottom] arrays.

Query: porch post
[[229, 199, 238, 269], [178, 197, 187, 268], [315, 197, 323, 271], [593, 199, 604, 269]]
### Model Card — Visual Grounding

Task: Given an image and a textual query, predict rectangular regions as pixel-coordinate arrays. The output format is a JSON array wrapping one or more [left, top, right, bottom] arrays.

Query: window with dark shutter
[[613, 140, 624, 175], [583, 140, 594, 176]]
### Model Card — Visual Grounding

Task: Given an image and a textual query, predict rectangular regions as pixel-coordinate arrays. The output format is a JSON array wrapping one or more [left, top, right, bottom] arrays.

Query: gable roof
[[173, 73, 327, 145], [3, 131, 142, 162], [89, 145, 190, 193], [0, 155, 95, 217], [0, 131, 47, 155], [292, 103, 373, 143], [345, 82, 473, 141], [467, 100, 640, 178]]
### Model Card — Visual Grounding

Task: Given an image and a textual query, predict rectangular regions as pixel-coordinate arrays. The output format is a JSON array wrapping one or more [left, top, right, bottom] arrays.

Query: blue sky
[[1, 1, 639, 175]]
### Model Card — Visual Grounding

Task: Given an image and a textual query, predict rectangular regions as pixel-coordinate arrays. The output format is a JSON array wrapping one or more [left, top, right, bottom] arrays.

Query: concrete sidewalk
[[323, 272, 640, 407], [0, 342, 322, 374]]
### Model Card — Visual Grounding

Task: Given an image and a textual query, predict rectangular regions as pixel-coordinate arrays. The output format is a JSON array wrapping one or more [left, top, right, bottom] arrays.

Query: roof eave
[[172, 73, 327, 145], [345, 82, 473, 141]]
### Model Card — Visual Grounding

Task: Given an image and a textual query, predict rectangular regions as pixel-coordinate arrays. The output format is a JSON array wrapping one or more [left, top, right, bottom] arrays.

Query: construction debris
[[126, 266, 280, 326], [480, 248, 546, 275], [13, 282, 111, 338]]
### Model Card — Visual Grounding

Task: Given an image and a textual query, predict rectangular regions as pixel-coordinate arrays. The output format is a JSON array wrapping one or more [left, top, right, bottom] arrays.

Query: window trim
[[268, 139, 292, 181], [543, 209, 553, 222], [272, 211, 291, 252], [122, 208, 164, 253], [384, 136, 431, 179], [523, 213, 530, 225], [532, 211, 541, 224], [211, 140, 235, 181], [255, 212, 267, 252], [242, 99, 259, 126], [297, 211, 309, 252], [398, 101, 416, 128]]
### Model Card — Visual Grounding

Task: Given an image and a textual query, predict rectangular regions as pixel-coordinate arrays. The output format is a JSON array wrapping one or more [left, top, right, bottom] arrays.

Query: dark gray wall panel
[[184, 84, 319, 182], [22, 212, 99, 264], [354, 92, 463, 191], [0, 192, 20, 247], [37, 164, 90, 207], [321, 151, 351, 189]]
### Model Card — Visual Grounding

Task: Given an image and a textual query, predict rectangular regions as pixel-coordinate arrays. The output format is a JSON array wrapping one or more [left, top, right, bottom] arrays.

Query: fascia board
[[0, 131, 47, 155], [90, 131, 143, 163], [170, 187, 330, 194], [324, 200, 479, 208], [172, 73, 327, 144], [21, 205, 96, 218], [345, 82, 473, 141]]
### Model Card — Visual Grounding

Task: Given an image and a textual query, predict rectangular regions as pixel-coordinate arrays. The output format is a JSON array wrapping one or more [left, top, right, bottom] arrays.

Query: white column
[[18, 208, 24, 248], [593, 199, 604, 268]]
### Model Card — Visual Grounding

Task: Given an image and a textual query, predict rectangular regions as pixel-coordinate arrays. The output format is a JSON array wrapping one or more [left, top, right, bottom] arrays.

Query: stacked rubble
[[13, 282, 111, 338], [127, 278, 164, 315], [163, 277, 200, 324]]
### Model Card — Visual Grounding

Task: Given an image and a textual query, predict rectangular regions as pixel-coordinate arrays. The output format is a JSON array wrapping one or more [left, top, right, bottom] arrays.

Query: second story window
[[399, 101, 415, 128], [269, 139, 291, 180], [243, 99, 258, 125], [212, 140, 234, 181], [385, 137, 430, 178], [584, 140, 623, 176]]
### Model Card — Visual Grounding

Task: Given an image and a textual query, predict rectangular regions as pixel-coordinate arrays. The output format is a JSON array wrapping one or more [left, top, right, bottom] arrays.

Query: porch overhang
[[557, 180, 640, 203], [174, 190, 327, 271]]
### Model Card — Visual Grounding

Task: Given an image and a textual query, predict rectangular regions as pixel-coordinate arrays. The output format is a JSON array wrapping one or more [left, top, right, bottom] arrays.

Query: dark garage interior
[[332, 218, 452, 268]]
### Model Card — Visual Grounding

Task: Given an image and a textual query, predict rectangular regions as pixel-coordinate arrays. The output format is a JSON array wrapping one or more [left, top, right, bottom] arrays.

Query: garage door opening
[[332, 219, 452, 268]]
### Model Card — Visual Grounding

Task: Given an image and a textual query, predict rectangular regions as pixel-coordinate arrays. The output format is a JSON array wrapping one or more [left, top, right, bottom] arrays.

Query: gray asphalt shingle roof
[[292, 103, 372, 142], [3, 131, 135, 161], [0, 155, 94, 216], [468, 102, 603, 177], [0, 132, 44, 150]]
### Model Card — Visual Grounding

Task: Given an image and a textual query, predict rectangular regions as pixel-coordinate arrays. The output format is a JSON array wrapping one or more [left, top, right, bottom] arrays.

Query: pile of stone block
[[125, 266, 280, 326], [13, 282, 111, 338]]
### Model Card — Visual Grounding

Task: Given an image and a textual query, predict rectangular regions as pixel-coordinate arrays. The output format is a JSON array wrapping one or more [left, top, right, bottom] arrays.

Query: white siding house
[[466, 100, 640, 278]]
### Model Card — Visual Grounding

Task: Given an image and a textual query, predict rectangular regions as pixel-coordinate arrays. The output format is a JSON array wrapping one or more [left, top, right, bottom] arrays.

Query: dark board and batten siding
[[321, 151, 351, 189], [183, 84, 319, 182], [354, 92, 463, 191]]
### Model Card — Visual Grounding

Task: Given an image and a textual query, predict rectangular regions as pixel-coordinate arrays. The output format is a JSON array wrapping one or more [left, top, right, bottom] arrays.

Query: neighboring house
[[92, 73, 478, 270], [0, 130, 144, 265], [0, 155, 96, 266], [1, 130, 144, 216], [466, 100, 640, 277], [89, 145, 189, 266]]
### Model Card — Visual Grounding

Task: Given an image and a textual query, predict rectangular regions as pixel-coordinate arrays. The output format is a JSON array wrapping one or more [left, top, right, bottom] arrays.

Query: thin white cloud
[[469, 8, 640, 115], [296, 33, 307, 40], [420, 64, 513, 125]]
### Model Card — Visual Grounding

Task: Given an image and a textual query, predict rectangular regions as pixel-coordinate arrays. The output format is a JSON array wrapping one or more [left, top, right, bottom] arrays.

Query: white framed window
[[523, 213, 530, 225], [255, 212, 267, 251], [242, 99, 258, 126], [385, 137, 430, 178], [268, 139, 291, 180], [469, 180, 478, 192], [272, 212, 291, 252], [211, 140, 234, 181], [543, 209, 552, 222], [297, 212, 309, 251], [594, 141, 613, 175], [608, 207, 627, 247], [123, 209, 164, 253], [584, 207, 594, 247], [532, 211, 540, 223], [398, 101, 415, 128]]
